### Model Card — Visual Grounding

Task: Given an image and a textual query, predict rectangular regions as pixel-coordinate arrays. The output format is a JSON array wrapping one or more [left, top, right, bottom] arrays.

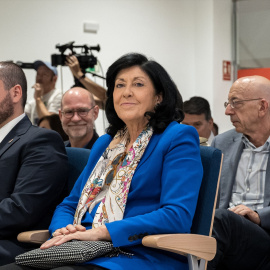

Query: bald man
[[208, 76, 270, 270], [59, 87, 99, 149]]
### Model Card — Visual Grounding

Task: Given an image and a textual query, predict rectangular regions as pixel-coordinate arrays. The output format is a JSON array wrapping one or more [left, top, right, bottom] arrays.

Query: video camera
[[51, 41, 100, 70], [16, 61, 34, 69]]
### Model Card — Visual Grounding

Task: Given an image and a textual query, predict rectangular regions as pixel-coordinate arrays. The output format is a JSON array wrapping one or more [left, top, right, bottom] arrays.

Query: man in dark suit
[[208, 76, 270, 270], [0, 62, 68, 265]]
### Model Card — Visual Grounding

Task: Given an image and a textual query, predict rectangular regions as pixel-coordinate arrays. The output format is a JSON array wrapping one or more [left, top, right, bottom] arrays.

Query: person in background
[[66, 55, 107, 109], [38, 114, 69, 141], [4, 52, 203, 270], [0, 62, 68, 265], [59, 87, 99, 149], [182, 96, 215, 145], [208, 75, 270, 270], [212, 122, 219, 136], [24, 61, 61, 125]]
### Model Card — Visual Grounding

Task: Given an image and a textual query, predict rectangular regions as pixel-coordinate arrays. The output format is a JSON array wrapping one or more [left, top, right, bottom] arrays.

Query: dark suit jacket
[[212, 128, 270, 230], [0, 115, 68, 239]]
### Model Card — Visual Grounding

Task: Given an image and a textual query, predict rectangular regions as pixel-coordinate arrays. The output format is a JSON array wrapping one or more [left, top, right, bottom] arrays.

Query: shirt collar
[[0, 113, 25, 143], [208, 131, 215, 145], [242, 134, 270, 152]]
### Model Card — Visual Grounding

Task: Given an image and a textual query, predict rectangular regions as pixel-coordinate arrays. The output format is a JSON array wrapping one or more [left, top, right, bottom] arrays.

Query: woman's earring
[[155, 103, 160, 110]]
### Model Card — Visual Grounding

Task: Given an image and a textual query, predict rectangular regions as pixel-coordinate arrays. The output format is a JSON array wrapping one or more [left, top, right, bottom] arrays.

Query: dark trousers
[[0, 239, 38, 266], [207, 209, 270, 270]]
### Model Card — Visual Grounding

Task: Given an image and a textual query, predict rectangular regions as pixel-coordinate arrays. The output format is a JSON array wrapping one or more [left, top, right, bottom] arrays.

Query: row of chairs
[[18, 146, 223, 270]]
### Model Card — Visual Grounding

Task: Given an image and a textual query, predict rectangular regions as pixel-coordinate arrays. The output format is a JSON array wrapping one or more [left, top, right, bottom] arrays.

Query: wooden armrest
[[142, 234, 216, 261], [17, 230, 50, 244]]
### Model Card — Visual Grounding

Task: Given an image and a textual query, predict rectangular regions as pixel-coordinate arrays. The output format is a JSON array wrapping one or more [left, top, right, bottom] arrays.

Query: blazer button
[[138, 233, 144, 239], [128, 236, 134, 242], [133, 234, 138, 240]]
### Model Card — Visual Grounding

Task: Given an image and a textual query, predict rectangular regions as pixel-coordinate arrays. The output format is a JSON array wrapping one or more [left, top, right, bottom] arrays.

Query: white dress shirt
[[207, 131, 215, 145], [0, 113, 25, 143]]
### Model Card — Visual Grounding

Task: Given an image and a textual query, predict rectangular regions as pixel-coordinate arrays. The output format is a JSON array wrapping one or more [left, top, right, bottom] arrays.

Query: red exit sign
[[223, 61, 231, 81]]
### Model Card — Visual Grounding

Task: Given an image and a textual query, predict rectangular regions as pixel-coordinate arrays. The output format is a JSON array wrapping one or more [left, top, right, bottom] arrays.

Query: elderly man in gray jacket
[[208, 75, 270, 270]]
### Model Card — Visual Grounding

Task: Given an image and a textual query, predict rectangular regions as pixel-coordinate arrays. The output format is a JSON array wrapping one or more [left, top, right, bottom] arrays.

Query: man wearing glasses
[[59, 87, 99, 149], [208, 76, 270, 270]]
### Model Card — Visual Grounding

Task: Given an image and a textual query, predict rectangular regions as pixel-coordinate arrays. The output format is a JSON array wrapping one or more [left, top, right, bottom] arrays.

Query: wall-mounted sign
[[223, 61, 231, 81]]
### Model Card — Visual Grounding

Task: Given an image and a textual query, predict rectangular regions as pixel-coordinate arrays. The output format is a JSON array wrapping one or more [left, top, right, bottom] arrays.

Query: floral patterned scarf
[[73, 125, 153, 227]]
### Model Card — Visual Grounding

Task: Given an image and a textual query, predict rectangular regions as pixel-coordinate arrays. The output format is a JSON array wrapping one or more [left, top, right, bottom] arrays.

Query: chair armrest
[[17, 230, 50, 244], [142, 234, 216, 261]]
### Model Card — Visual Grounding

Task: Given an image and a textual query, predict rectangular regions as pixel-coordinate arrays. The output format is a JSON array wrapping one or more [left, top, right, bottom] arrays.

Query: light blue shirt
[[230, 135, 270, 210]]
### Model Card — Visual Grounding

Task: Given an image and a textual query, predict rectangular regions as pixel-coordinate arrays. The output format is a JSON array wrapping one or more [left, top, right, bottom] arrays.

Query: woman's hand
[[41, 225, 111, 249], [52, 224, 86, 237]]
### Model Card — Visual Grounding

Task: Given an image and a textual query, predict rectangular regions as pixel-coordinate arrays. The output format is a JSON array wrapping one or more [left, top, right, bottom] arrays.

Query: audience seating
[[142, 146, 223, 270], [18, 146, 222, 270], [65, 147, 91, 195]]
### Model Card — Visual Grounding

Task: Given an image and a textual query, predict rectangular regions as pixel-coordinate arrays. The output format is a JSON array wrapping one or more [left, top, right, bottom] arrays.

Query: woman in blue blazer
[[10, 53, 203, 270]]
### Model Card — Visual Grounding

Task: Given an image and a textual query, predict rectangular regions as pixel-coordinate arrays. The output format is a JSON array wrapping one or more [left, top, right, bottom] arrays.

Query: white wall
[[0, 0, 233, 135], [193, 0, 214, 101], [213, 0, 233, 133]]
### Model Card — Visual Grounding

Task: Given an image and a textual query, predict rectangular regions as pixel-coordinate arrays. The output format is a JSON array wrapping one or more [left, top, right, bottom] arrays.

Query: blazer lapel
[[0, 137, 21, 158], [135, 132, 161, 171], [0, 116, 31, 158], [219, 132, 244, 208]]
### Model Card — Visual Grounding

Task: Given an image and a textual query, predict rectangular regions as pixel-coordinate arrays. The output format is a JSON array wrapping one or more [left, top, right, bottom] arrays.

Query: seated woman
[[6, 53, 203, 270]]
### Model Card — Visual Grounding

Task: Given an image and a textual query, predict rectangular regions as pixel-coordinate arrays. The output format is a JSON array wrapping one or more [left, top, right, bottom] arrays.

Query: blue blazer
[[49, 122, 203, 270], [0, 115, 68, 239]]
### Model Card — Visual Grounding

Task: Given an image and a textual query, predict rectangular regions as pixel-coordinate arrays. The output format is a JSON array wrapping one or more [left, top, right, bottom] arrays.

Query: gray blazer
[[211, 129, 270, 230]]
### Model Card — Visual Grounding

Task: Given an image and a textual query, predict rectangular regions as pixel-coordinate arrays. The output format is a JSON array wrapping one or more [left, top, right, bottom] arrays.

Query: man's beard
[[0, 92, 14, 127]]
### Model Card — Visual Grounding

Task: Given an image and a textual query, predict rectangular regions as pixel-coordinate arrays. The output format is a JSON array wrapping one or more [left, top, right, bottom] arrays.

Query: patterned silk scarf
[[73, 126, 153, 227]]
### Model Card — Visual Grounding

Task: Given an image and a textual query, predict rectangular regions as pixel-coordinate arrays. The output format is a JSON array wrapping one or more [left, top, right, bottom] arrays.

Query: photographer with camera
[[66, 55, 106, 108], [24, 61, 61, 125]]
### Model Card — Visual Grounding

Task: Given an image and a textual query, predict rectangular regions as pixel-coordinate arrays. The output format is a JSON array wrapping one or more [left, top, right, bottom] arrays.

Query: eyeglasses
[[61, 106, 95, 119], [224, 98, 262, 109]]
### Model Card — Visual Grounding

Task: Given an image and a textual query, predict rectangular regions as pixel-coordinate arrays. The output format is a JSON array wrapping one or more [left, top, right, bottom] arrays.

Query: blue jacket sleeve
[[49, 165, 90, 234], [106, 125, 203, 247], [49, 134, 112, 234]]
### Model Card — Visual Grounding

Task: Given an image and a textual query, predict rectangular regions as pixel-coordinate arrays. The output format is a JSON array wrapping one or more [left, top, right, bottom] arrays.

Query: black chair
[[142, 146, 223, 270]]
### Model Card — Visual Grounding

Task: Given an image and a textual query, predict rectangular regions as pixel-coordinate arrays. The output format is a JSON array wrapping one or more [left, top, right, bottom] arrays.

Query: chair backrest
[[190, 146, 223, 236], [65, 147, 91, 195]]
